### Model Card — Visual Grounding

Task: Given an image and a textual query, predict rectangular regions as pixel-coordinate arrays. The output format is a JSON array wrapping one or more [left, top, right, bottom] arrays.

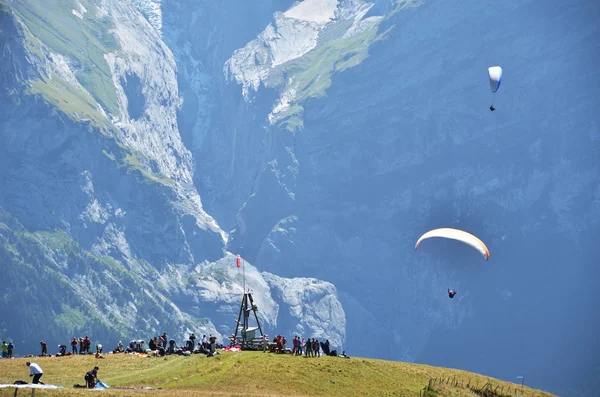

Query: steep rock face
[[0, 0, 346, 354], [1, 0, 225, 267], [193, 253, 280, 339], [177, 253, 346, 347], [161, 0, 297, 228], [262, 272, 346, 348], [0, 0, 227, 346]]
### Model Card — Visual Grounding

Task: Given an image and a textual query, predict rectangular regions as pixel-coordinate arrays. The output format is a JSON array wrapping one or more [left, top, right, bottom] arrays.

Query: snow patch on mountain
[[72, 1, 87, 19], [223, 11, 323, 97], [343, 2, 383, 37], [284, 0, 338, 24]]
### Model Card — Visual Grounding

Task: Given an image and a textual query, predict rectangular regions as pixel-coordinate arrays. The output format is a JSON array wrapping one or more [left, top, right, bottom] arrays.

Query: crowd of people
[[269, 335, 348, 358], [3, 332, 345, 360], [36, 337, 101, 358], [2, 331, 347, 389], [272, 335, 326, 357], [2, 332, 223, 360], [118, 333, 222, 357]]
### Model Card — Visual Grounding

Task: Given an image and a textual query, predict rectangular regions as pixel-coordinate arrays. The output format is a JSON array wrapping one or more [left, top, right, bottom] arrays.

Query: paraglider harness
[[448, 289, 457, 299]]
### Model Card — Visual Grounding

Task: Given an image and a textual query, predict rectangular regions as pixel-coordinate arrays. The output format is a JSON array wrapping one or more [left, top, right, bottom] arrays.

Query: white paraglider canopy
[[415, 228, 490, 261], [488, 66, 502, 93]]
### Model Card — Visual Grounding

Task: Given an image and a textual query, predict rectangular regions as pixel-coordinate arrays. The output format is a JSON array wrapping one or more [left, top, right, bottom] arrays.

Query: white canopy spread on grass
[[0, 384, 63, 389]]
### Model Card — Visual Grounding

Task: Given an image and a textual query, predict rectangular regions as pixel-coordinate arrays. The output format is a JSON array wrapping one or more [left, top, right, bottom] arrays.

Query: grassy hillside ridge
[[1, 3, 175, 187], [0, 352, 556, 397], [265, 19, 386, 132], [8, 0, 119, 115]]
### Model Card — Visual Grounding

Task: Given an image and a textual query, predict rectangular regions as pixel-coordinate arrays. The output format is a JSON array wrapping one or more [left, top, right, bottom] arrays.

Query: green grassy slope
[[1, 3, 175, 187], [0, 352, 556, 397], [8, 0, 119, 115]]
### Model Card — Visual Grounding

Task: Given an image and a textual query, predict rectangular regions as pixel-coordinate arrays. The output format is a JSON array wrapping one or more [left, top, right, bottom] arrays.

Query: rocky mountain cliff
[[1, 0, 598, 395], [0, 0, 345, 354]]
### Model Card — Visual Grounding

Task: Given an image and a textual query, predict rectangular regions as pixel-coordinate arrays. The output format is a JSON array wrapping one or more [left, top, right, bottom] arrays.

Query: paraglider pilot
[[448, 289, 457, 299], [85, 366, 99, 388], [488, 66, 502, 112], [26, 362, 44, 384]]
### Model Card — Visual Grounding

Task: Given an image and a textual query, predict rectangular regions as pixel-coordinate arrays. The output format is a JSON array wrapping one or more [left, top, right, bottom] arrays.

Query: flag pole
[[241, 247, 245, 294]]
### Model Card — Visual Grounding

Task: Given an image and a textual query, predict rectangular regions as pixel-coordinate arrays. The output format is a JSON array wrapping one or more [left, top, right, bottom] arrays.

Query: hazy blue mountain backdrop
[[1, 0, 598, 395]]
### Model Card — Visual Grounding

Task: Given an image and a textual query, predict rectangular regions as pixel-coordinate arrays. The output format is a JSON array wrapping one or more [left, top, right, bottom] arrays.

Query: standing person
[[322, 339, 330, 356], [85, 366, 99, 388], [8, 341, 14, 358], [305, 337, 312, 357], [209, 335, 217, 356], [83, 336, 90, 354], [26, 362, 43, 384], [314, 339, 320, 357], [40, 341, 47, 356], [71, 338, 78, 354], [1, 341, 8, 358]]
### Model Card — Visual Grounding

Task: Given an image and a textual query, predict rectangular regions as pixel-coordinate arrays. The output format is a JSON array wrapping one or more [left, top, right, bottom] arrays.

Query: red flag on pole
[[236, 255, 241, 268]]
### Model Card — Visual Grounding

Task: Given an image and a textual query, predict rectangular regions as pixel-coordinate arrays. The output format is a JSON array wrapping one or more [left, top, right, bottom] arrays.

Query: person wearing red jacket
[[71, 337, 78, 354]]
